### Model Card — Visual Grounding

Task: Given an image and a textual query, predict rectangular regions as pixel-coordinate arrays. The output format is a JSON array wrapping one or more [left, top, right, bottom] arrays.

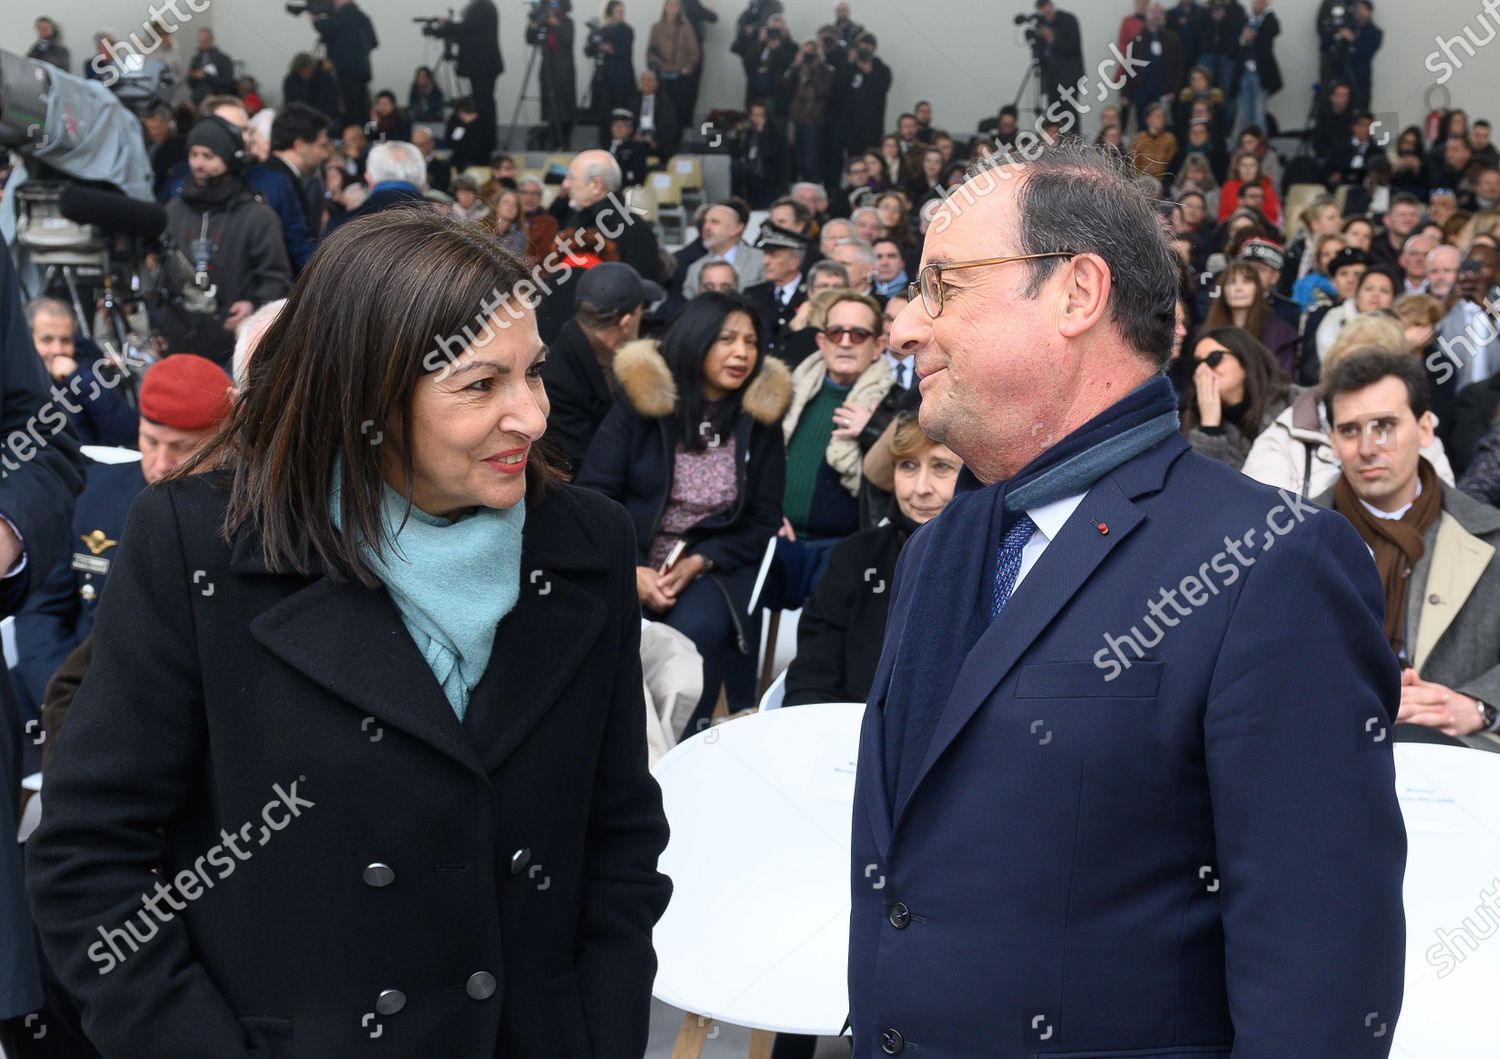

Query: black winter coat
[[783, 520, 903, 707], [26, 472, 671, 1058], [575, 339, 790, 575], [433, 0, 504, 80], [542, 319, 615, 474]]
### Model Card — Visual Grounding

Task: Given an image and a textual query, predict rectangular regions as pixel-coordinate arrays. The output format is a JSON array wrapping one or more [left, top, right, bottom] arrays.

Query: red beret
[[139, 354, 233, 431]]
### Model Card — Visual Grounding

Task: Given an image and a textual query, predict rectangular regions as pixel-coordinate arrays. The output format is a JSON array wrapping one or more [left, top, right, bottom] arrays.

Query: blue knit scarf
[[328, 456, 525, 720], [882, 375, 1180, 809]]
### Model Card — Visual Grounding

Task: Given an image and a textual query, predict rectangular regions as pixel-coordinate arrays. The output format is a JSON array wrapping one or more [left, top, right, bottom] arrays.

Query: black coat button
[[375, 989, 405, 1015], [888, 902, 910, 929], [880, 1027, 904, 1054], [509, 848, 531, 875], [466, 971, 496, 1000], [362, 863, 395, 887]]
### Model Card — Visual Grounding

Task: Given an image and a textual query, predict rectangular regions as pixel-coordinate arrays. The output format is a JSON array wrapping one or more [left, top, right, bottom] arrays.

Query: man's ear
[[1056, 253, 1112, 340]]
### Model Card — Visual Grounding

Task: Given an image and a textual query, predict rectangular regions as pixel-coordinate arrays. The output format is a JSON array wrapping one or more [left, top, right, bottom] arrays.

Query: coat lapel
[[1413, 511, 1497, 671], [890, 436, 1185, 832], [250, 576, 486, 775]]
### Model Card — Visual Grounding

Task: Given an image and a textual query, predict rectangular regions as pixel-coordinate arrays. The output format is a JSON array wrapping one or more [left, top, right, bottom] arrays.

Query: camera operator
[[786, 36, 836, 183], [1031, 1, 1085, 128], [838, 32, 892, 160], [587, 2, 639, 147], [311, 0, 380, 126], [531, 0, 579, 150], [1326, 0, 1380, 109], [26, 16, 71, 73], [426, 0, 505, 161], [648, 0, 701, 131], [742, 16, 797, 113], [158, 116, 293, 367]]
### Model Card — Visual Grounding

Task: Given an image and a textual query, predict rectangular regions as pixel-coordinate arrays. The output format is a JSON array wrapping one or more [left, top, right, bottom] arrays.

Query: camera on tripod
[[285, 0, 336, 17], [526, 0, 564, 45], [1014, 11, 1043, 47], [583, 18, 608, 61]]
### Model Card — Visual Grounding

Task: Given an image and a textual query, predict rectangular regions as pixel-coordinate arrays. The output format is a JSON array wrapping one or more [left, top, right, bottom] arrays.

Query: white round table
[[651, 702, 864, 1048], [1392, 742, 1500, 1057], [651, 718, 1500, 1056]]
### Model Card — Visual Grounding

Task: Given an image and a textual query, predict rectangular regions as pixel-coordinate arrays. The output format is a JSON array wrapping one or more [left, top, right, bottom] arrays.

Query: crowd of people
[[2, 0, 1500, 1055]]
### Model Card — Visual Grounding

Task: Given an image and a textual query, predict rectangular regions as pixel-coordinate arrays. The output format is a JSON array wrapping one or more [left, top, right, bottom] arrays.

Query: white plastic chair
[[758, 669, 787, 712]]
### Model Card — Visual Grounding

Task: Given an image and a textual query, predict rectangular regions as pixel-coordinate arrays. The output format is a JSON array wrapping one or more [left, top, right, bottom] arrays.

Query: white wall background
[[2, 0, 1495, 142]]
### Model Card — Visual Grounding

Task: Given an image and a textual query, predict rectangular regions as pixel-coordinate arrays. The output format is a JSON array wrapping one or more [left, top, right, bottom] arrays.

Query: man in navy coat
[[850, 142, 1407, 1057]]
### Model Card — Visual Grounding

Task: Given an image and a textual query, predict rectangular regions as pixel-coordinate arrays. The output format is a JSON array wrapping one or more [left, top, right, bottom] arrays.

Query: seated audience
[[1181, 326, 1297, 470], [1243, 314, 1457, 495], [1318, 350, 1500, 752], [576, 293, 791, 733], [24, 298, 137, 448], [1203, 262, 1298, 377], [784, 413, 960, 706], [682, 199, 766, 297]]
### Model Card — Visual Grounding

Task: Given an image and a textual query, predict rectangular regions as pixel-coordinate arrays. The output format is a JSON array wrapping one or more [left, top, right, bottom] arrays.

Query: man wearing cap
[[542, 262, 663, 473], [742, 221, 811, 366], [13, 355, 233, 739], [159, 115, 293, 367], [682, 200, 766, 297], [1240, 237, 1300, 332], [607, 109, 650, 189]]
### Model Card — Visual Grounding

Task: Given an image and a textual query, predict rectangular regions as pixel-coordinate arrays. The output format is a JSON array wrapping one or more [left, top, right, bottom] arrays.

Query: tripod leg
[[61, 267, 92, 340], [505, 46, 544, 151]]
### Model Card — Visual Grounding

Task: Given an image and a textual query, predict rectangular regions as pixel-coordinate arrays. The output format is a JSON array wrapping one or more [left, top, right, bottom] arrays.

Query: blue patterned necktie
[[990, 514, 1037, 619]]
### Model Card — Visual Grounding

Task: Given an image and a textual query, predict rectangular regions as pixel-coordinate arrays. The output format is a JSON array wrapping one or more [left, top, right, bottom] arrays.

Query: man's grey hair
[[792, 181, 829, 207], [967, 141, 1179, 365], [24, 296, 73, 328], [850, 206, 880, 227], [232, 298, 286, 390], [581, 152, 623, 194], [698, 260, 740, 291], [821, 218, 853, 241], [808, 260, 851, 287], [1427, 243, 1461, 266], [365, 142, 428, 190], [518, 175, 544, 192], [834, 238, 876, 266]]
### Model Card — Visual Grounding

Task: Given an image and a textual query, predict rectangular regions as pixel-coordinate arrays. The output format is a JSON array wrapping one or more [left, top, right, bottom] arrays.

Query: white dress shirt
[[1012, 491, 1087, 596]]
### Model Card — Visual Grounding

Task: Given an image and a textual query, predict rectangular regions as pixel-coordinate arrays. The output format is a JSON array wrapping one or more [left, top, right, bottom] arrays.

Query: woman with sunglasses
[[1181, 325, 1297, 470], [576, 292, 791, 735]]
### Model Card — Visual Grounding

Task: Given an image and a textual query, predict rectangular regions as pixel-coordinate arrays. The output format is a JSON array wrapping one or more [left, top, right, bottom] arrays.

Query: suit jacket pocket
[[550, 972, 595, 1059], [239, 1015, 293, 1059], [1014, 660, 1164, 699]]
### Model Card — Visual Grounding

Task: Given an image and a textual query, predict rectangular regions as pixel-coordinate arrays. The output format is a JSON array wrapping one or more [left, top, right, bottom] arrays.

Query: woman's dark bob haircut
[[175, 206, 559, 586]]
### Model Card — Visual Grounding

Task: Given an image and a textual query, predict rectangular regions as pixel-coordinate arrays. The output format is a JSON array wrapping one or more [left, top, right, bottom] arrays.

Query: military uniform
[[13, 458, 145, 730], [742, 275, 808, 367]]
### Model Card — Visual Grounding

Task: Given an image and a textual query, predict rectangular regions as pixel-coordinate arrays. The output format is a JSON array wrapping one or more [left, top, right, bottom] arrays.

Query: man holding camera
[[1032, 1, 1086, 128], [427, 0, 504, 160], [1318, 0, 1381, 109], [587, 2, 639, 146], [786, 36, 836, 184], [311, 0, 379, 127], [838, 32, 893, 159]]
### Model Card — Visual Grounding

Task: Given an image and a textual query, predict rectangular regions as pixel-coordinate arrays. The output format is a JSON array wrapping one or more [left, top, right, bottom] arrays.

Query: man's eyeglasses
[[907, 252, 1075, 318], [1333, 415, 1403, 450], [823, 325, 875, 346]]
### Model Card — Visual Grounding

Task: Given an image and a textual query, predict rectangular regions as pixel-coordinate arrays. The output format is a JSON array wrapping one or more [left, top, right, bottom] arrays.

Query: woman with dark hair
[[1181, 325, 1297, 469], [874, 191, 920, 276], [1392, 125, 1429, 199], [26, 208, 672, 1057], [785, 413, 961, 707], [408, 64, 445, 120], [577, 292, 791, 733], [491, 186, 529, 256], [1203, 261, 1300, 376]]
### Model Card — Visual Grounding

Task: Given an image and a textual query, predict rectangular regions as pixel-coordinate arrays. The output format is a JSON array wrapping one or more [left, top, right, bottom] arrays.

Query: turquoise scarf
[[328, 456, 525, 720]]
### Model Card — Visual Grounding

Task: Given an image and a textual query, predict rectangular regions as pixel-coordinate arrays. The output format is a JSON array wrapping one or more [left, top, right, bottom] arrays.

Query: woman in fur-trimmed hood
[[576, 291, 791, 733]]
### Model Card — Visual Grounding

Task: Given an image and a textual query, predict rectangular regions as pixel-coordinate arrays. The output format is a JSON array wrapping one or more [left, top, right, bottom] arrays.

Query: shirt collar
[[1026, 491, 1087, 545], [777, 274, 802, 300], [1359, 478, 1421, 521]]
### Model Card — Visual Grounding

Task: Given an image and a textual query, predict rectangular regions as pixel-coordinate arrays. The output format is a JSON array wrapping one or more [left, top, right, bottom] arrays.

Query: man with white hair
[[833, 237, 878, 297], [323, 141, 429, 236], [1424, 243, 1461, 301], [819, 217, 854, 259], [791, 181, 830, 226], [850, 205, 882, 247], [232, 298, 287, 391]]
